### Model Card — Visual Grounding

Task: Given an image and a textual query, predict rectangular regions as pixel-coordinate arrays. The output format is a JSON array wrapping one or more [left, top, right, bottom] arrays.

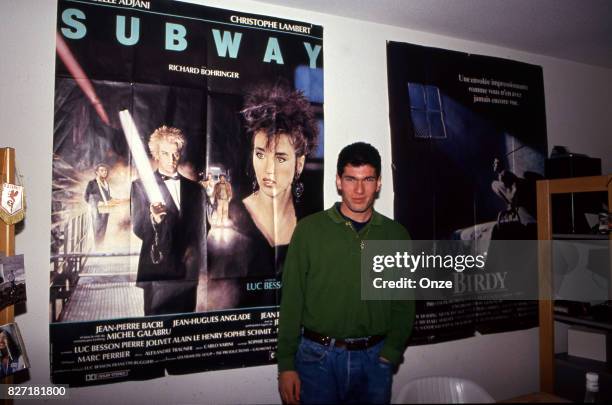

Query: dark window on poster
[[295, 66, 323, 104], [295, 65, 324, 160], [407, 83, 447, 139]]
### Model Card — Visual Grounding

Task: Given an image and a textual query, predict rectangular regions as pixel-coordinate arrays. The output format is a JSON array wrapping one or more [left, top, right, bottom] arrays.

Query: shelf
[[537, 175, 612, 394], [556, 352, 612, 375], [554, 313, 612, 330], [553, 233, 609, 240], [555, 353, 612, 402]]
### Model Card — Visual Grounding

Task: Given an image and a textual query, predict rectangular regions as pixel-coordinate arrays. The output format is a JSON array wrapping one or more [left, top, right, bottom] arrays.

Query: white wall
[[1, 0, 611, 403]]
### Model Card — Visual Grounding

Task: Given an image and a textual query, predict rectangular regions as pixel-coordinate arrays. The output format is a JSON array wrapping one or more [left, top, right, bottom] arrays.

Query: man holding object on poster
[[277, 143, 415, 404], [131, 126, 205, 316], [84, 163, 112, 247]]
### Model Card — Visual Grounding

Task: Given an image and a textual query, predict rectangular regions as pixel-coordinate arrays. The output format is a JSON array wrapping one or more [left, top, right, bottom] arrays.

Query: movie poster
[[387, 42, 546, 344], [50, 0, 323, 386]]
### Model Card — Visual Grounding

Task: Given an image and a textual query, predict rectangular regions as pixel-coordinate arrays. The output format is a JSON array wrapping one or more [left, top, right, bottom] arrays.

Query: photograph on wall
[[0, 322, 29, 378], [50, 0, 323, 386], [387, 41, 547, 344], [0, 254, 26, 311]]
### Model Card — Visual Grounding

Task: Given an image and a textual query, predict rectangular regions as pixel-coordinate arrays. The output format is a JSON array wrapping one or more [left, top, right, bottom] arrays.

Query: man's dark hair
[[336, 142, 381, 177]]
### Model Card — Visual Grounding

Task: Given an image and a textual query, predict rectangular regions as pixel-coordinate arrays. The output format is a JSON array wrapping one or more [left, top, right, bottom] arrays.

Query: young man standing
[[277, 142, 415, 404]]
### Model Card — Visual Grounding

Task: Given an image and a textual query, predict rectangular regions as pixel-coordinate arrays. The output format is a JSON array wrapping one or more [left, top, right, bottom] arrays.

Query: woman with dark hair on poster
[[0, 329, 24, 377], [240, 84, 319, 251], [206, 84, 319, 309]]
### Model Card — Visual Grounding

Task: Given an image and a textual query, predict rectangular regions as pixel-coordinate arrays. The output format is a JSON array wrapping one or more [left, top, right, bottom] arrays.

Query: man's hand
[[279, 370, 301, 404], [150, 202, 167, 224]]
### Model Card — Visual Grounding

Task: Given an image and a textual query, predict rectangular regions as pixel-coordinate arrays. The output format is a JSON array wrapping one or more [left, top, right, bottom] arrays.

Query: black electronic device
[[545, 147, 604, 234]]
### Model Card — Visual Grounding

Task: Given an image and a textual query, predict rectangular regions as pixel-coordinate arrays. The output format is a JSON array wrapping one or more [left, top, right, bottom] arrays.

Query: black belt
[[303, 328, 384, 350]]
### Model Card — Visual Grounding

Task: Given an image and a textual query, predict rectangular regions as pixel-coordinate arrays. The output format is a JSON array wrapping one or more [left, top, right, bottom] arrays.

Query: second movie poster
[[50, 0, 324, 386], [387, 41, 547, 344]]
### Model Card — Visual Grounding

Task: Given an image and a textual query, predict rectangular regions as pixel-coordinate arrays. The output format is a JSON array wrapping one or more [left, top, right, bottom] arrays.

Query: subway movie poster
[[50, 0, 323, 386], [387, 42, 547, 344]]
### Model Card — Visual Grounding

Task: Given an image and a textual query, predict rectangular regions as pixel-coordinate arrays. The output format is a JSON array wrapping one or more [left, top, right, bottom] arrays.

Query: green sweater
[[277, 204, 415, 372]]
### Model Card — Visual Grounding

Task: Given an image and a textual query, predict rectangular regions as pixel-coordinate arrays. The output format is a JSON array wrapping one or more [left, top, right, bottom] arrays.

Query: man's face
[[157, 140, 180, 175], [96, 166, 108, 180], [219, 175, 226, 183], [336, 164, 381, 216]]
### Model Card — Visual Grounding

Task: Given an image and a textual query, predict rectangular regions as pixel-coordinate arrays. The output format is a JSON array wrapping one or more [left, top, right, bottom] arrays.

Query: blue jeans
[[295, 337, 393, 404]]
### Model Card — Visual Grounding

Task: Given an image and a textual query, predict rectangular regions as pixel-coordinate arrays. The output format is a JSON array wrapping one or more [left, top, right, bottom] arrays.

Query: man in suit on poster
[[84, 163, 112, 247], [130, 126, 206, 316]]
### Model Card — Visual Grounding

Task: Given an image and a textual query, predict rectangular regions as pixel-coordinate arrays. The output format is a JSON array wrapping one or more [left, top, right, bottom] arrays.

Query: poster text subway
[[60, 8, 322, 67]]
